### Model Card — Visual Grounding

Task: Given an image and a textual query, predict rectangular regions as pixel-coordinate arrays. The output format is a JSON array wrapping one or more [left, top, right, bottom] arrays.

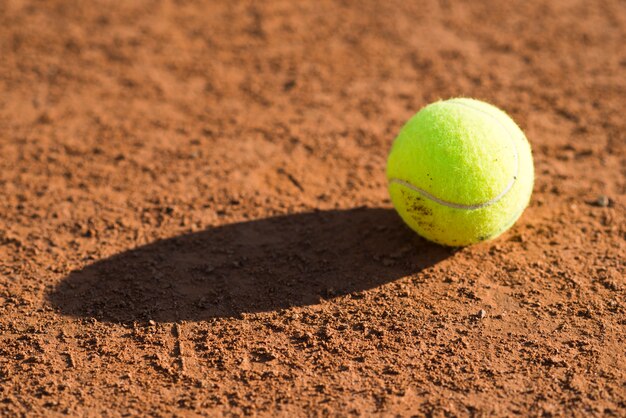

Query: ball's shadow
[[48, 208, 451, 323]]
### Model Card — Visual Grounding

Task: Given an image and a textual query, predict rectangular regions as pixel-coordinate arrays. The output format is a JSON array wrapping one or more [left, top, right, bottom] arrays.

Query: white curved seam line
[[388, 100, 522, 211], [389, 178, 515, 210]]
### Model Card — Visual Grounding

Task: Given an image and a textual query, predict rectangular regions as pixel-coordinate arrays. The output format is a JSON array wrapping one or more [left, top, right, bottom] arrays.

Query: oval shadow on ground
[[48, 207, 451, 323]]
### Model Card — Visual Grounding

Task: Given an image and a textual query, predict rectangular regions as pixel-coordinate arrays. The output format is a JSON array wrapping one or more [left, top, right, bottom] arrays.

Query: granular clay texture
[[0, 0, 624, 416]]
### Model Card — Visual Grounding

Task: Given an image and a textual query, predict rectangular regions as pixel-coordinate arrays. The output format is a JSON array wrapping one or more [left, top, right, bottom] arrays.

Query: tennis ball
[[386, 98, 533, 246]]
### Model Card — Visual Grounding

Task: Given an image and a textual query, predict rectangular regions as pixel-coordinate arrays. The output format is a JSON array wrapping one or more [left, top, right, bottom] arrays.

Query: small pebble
[[595, 195, 610, 207], [477, 309, 487, 319]]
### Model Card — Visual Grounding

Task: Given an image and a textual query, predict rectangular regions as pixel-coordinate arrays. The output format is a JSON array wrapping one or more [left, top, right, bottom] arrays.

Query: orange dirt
[[0, 0, 624, 416]]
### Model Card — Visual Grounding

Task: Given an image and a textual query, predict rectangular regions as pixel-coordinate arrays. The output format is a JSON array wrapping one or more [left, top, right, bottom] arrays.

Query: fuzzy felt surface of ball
[[386, 98, 534, 246]]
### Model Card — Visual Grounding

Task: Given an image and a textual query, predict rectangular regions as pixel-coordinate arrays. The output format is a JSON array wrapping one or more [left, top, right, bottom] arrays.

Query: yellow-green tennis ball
[[386, 98, 534, 246]]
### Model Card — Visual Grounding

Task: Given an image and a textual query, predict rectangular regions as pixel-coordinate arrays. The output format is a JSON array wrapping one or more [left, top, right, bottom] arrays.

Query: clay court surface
[[0, 0, 624, 416]]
